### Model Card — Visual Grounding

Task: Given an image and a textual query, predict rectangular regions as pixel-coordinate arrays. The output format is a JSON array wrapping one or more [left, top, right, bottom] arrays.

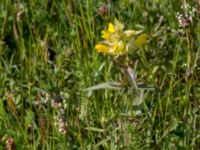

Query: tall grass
[[0, 0, 200, 149]]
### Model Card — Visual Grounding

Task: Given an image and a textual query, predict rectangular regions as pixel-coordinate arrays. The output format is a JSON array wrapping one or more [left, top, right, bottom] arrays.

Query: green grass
[[0, 0, 200, 149]]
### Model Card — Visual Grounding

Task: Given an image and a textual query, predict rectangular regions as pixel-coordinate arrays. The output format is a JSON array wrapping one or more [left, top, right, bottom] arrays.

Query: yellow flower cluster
[[95, 20, 148, 57]]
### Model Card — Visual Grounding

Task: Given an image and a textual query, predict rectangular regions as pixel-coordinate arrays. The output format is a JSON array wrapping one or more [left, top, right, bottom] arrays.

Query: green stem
[[186, 28, 191, 69]]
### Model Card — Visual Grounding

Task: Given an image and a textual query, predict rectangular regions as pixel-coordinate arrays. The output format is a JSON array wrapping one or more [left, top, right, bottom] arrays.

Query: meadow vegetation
[[0, 0, 200, 149]]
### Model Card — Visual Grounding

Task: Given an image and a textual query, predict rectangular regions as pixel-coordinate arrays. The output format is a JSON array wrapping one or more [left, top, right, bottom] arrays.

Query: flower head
[[95, 20, 148, 57]]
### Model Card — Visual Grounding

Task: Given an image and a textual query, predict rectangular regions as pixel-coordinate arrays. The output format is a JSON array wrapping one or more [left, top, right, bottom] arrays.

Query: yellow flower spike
[[95, 43, 110, 53], [134, 34, 148, 48], [95, 20, 149, 57]]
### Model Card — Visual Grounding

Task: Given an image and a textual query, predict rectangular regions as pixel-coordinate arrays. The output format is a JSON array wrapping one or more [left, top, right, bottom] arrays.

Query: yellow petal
[[134, 34, 148, 47], [95, 44, 110, 53], [112, 41, 125, 56], [101, 30, 111, 40], [108, 23, 115, 33], [101, 23, 115, 40]]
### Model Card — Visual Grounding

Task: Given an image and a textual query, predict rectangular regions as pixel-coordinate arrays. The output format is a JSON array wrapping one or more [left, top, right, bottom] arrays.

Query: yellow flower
[[101, 23, 115, 40], [95, 20, 148, 57], [95, 43, 110, 53], [112, 41, 126, 56], [101, 21, 124, 41], [95, 41, 126, 57]]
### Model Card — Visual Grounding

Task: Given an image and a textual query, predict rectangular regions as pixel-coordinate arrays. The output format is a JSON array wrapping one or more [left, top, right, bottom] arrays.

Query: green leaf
[[85, 127, 104, 132], [125, 65, 138, 91], [83, 82, 122, 92]]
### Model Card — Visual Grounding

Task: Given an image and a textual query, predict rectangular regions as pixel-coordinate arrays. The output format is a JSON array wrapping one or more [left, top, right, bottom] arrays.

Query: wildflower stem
[[186, 28, 191, 69]]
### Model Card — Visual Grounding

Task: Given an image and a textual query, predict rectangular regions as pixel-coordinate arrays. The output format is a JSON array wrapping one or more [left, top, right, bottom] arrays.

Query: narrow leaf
[[83, 81, 122, 91]]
